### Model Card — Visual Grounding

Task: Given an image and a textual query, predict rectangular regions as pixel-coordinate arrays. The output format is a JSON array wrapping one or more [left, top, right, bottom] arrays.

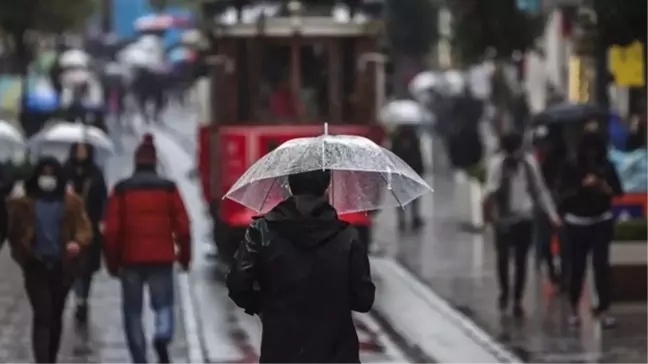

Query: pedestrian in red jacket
[[103, 133, 191, 363]]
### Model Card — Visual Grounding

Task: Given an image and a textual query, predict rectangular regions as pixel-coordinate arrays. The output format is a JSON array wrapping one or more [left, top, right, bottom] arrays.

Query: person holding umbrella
[[391, 125, 425, 230], [227, 169, 376, 363], [65, 142, 108, 324], [558, 131, 623, 327], [224, 126, 432, 362]]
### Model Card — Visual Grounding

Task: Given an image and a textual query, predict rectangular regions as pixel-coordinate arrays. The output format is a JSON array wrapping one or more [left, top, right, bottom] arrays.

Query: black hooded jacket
[[227, 195, 375, 363]]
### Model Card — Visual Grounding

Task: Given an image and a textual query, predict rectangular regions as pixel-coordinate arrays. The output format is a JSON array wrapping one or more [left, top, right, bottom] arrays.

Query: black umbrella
[[533, 102, 608, 125]]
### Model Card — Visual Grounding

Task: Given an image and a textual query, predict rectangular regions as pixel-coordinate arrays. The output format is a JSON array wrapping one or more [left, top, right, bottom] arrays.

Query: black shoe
[[75, 304, 88, 324], [154, 339, 170, 363]]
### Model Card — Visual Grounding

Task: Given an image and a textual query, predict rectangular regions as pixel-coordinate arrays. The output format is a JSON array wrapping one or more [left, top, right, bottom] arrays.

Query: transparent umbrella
[[379, 99, 433, 126], [0, 120, 25, 160], [27, 122, 114, 165], [224, 126, 432, 214], [59, 49, 91, 68], [409, 71, 442, 99]]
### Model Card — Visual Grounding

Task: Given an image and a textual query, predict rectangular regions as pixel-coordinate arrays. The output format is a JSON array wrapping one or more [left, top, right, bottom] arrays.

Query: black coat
[[227, 195, 375, 363], [391, 131, 424, 175], [65, 161, 108, 272], [0, 164, 15, 250]]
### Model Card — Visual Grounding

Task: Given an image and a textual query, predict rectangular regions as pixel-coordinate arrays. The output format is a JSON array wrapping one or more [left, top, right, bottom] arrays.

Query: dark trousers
[[495, 219, 533, 303], [566, 220, 614, 311], [24, 263, 73, 363]]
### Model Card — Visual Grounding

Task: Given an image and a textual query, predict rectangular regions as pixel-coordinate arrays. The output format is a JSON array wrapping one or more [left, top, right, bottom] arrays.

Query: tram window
[[300, 43, 329, 121], [259, 44, 294, 123], [236, 40, 251, 121], [341, 39, 356, 122]]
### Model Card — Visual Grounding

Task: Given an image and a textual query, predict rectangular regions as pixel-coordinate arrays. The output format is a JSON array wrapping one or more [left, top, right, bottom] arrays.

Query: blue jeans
[[120, 264, 175, 363]]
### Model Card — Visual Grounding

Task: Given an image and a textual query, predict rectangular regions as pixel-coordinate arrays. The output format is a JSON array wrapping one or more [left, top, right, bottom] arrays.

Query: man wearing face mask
[[6, 156, 92, 363]]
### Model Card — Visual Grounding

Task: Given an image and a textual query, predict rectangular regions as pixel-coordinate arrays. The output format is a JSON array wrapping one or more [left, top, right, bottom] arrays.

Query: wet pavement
[[0, 244, 189, 363], [373, 138, 648, 363]]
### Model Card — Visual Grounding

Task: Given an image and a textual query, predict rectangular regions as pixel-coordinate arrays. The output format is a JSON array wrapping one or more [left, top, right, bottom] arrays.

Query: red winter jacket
[[103, 169, 191, 273]]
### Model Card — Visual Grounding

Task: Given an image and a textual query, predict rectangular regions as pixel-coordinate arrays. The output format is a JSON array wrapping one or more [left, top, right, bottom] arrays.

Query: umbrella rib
[[258, 177, 278, 212], [378, 172, 404, 208]]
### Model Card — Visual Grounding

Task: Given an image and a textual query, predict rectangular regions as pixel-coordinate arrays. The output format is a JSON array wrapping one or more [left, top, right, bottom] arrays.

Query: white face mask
[[38, 176, 58, 192]]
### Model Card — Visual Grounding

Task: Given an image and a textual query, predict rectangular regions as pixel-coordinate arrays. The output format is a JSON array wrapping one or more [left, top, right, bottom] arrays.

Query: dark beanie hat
[[135, 133, 157, 165]]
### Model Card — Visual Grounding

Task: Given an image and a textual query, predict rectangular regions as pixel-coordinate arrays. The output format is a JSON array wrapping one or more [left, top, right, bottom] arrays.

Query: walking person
[[65, 142, 108, 324], [483, 132, 561, 317], [5, 157, 92, 363], [391, 125, 425, 230], [1, 162, 15, 250], [103, 134, 191, 363], [227, 169, 375, 363], [558, 131, 623, 327]]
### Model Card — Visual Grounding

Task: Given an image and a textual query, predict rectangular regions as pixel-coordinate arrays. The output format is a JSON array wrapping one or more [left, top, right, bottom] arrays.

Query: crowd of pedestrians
[[0, 134, 191, 363], [481, 110, 630, 326]]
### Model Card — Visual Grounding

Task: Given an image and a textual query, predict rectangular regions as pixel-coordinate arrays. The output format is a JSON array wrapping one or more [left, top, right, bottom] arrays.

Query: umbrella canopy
[[533, 102, 608, 125], [409, 71, 442, 98], [0, 120, 25, 159], [135, 14, 174, 31], [59, 49, 91, 68], [225, 131, 432, 214], [379, 100, 433, 125], [442, 70, 466, 96], [28, 122, 114, 157]]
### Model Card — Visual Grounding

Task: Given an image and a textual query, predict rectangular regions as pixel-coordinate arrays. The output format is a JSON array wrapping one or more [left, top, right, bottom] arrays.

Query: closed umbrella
[[379, 100, 433, 126]]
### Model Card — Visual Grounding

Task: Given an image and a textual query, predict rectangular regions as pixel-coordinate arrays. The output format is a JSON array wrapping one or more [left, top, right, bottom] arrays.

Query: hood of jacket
[[25, 157, 67, 200], [263, 195, 348, 249]]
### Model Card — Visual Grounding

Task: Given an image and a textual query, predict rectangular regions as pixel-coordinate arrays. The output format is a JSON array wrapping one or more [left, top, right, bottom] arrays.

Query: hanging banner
[[568, 56, 586, 102], [609, 41, 645, 87]]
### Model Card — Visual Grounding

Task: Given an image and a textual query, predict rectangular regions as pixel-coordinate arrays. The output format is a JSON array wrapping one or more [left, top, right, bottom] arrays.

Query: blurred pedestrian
[[558, 131, 623, 327], [65, 143, 108, 324], [103, 134, 191, 363], [227, 169, 375, 363], [6, 157, 91, 363], [483, 132, 561, 317], [391, 125, 424, 230], [0, 163, 15, 250]]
